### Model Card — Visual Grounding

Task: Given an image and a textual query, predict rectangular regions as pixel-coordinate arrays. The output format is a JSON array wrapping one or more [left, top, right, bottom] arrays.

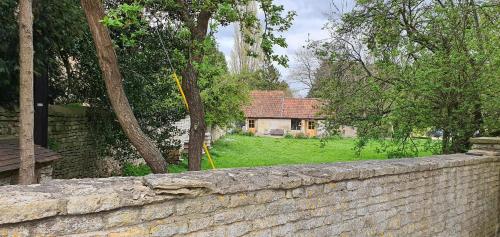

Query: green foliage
[[239, 131, 255, 137], [0, 0, 186, 162], [312, 0, 500, 155], [81, 28, 185, 162], [101, 0, 295, 136], [167, 158, 189, 173], [197, 39, 249, 127], [2, 0, 294, 170], [122, 162, 152, 176], [101, 2, 147, 47], [122, 0, 295, 69], [284, 134, 294, 139], [236, 65, 291, 94], [47, 139, 60, 152], [0, 0, 18, 103], [202, 74, 249, 127], [0, 0, 88, 105]]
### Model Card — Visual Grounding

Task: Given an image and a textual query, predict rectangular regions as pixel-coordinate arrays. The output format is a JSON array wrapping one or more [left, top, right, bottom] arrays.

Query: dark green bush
[[122, 162, 152, 176], [241, 131, 255, 136], [284, 134, 294, 139]]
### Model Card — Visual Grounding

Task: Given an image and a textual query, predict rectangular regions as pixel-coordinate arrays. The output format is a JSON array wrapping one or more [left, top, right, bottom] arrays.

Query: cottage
[[243, 91, 357, 138], [241, 90, 323, 137]]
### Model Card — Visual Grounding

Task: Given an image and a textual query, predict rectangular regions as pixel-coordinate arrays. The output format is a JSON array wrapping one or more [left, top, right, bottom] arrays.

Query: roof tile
[[243, 90, 323, 119]]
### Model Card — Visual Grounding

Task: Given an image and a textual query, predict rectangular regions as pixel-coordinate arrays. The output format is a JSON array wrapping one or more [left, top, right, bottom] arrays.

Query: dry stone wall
[[47, 106, 99, 178], [0, 105, 99, 179], [0, 137, 499, 237]]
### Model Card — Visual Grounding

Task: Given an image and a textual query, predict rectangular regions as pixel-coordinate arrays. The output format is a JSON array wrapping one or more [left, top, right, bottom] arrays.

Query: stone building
[[243, 90, 357, 137]]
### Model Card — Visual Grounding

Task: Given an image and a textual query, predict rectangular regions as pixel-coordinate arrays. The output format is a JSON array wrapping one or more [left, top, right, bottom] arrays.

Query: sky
[[214, 0, 337, 97]]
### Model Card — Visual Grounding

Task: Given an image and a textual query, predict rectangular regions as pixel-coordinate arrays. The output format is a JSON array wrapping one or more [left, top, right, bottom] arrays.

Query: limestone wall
[[0, 105, 99, 179], [0, 137, 498, 237]]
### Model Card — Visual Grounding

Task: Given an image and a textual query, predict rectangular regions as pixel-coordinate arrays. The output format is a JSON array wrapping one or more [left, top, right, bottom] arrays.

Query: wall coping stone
[[0, 150, 498, 225], [470, 137, 500, 145], [0, 105, 88, 117], [468, 137, 500, 156], [48, 105, 88, 117]]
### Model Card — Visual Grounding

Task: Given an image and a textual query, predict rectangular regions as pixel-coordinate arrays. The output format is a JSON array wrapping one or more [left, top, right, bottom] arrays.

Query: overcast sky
[[214, 0, 339, 97]]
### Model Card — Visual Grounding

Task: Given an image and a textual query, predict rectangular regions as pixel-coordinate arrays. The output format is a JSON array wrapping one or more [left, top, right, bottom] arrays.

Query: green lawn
[[168, 135, 435, 173]]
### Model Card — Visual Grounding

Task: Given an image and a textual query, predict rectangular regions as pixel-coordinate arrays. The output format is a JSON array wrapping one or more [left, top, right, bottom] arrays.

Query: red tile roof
[[243, 90, 324, 119]]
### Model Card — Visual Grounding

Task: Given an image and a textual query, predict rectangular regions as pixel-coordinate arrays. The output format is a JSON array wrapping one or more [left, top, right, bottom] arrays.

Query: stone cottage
[[243, 90, 357, 138]]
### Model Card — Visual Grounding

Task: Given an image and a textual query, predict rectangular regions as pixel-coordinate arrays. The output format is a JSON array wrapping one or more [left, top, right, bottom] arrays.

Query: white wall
[[253, 119, 290, 135], [174, 116, 226, 149], [245, 118, 356, 138], [173, 116, 190, 145]]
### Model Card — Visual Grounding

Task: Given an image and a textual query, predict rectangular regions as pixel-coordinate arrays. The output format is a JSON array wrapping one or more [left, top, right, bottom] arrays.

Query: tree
[[239, 64, 292, 94], [80, 0, 167, 173], [290, 47, 320, 95], [1, 0, 89, 106], [230, 1, 265, 74], [18, 0, 35, 184], [134, 0, 295, 171], [313, 0, 499, 155], [199, 44, 250, 128]]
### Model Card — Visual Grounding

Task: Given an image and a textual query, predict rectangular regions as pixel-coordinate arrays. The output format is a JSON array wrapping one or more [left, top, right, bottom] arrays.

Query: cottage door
[[248, 119, 256, 134], [306, 120, 317, 137]]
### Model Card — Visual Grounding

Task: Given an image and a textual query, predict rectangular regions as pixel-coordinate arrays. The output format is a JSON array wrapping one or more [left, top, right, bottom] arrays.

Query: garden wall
[[0, 105, 99, 179], [0, 137, 498, 236]]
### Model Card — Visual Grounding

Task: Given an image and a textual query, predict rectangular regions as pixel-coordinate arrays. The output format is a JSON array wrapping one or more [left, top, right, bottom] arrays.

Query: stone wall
[[0, 107, 19, 137], [0, 163, 53, 186], [0, 138, 498, 237], [0, 105, 99, 179]]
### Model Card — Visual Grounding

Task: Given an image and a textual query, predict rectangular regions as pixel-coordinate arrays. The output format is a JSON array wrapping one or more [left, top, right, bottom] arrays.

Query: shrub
[[241, 131, 255, 136], [295, 133, 308, 139], [122, 162, 152, 176], [284, 134, 294, 139], [230, 127, 243, 135]]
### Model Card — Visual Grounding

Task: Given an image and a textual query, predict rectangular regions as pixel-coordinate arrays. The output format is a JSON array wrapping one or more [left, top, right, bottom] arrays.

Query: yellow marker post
[[172, 72, 190, 111], [203, 143, 216, 169], [172, 72, 216, 170]]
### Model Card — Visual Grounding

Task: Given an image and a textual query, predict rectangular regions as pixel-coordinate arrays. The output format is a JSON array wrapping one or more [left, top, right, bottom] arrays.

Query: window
[[291, 119, 302, 130], [248, 119, 255, 128], [308, 121, 316, 130]]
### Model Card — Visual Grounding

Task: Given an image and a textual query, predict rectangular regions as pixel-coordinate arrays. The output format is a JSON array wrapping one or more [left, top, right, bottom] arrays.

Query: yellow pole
[[172, 72, 216, 169], [203, 143, 216, 169], [172, 72, 189, 111]]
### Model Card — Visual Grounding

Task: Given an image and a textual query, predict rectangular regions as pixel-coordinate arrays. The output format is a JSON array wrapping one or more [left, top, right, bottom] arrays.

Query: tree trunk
[[18, 0, 36, 185], [181, 63, 205, 171], [176, 9, 212, 171], [442, 130, 451, 154], [80, 0, 167, 173]]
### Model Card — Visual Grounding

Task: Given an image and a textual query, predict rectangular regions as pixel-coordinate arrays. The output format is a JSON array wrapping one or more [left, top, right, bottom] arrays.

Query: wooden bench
[[269, 129, 285, 136]]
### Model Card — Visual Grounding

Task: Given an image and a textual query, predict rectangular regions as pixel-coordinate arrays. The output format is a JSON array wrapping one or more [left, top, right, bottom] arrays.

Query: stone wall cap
[[470, 137, 500, 144], [49, 105, 88, 116], [0, 153, 498, 225]]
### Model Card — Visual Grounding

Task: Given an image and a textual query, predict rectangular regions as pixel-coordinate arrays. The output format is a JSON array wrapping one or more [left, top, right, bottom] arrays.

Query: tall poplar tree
[[230, 1, 265, 73]]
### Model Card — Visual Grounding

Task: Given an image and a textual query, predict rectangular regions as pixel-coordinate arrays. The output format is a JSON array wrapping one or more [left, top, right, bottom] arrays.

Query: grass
[[167, 135, 436, 173]]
